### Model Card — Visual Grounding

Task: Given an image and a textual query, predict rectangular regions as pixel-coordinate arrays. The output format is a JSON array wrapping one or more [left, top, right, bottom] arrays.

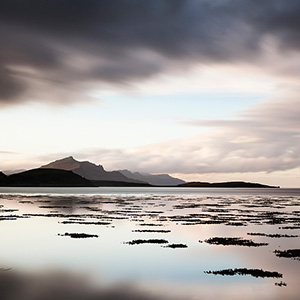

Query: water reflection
[[0, 190, 299, 300], [0, 269, 173, 300]]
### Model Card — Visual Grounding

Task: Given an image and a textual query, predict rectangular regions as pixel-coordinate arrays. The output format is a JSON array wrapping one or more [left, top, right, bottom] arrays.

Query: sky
[[0, 0, 299, 187]]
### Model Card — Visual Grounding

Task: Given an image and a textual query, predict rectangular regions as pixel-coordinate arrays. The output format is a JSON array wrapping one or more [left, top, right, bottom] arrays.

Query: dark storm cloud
[[1, 0, 300, 104], [0, 65, 24, 101]]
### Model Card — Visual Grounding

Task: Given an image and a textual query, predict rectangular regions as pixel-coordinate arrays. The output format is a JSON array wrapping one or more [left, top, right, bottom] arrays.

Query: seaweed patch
[[58, 233, 98, 238], [124, 239, 168, 245], [60, 221, 111, 225], [247, 232, 298, 238], [205, 237, 268, 247], [164, 243, 188, 248], [204, 268, 282, 278], [274, 249, 300, 260], [132, 229, 171, 233], [275, 281, 287, 287]]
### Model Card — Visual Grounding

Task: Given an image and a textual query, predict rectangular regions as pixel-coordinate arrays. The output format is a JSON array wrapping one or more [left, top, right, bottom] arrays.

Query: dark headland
[[0, 169, 94, 187]]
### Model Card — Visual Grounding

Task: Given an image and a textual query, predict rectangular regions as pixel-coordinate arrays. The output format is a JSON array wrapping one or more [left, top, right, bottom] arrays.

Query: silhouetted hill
[[0, 171, 9, 185], [178, 181, 279, 188], [41, 156, 144, 183], [0, 171, 7, 179], [6, 168, 94, 187], [2, 169, 26, 175], [119, 169, 185, 186]]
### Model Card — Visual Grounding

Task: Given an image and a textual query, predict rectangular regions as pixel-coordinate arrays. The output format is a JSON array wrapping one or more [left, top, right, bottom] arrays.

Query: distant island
[[179, 181, 279, 188], [0, 156, 279, 188]]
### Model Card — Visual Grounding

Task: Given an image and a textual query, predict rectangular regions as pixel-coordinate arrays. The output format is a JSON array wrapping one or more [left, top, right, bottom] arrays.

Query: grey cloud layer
[[1, 0, 300, 104]]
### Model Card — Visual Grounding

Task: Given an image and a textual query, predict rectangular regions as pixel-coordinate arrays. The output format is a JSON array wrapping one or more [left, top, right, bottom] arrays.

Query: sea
[[0, 187, 299, 300]]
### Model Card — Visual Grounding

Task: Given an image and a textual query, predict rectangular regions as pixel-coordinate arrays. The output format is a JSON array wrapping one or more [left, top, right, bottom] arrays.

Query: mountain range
[[41, 156, 183, 186], [119, 169, 185, 186], [0, 156, 279, 188], [41, 156, 142, 184]]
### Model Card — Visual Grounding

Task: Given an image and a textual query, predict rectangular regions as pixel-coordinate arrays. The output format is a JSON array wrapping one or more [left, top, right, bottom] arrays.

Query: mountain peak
[[41, 157, 143, 183], [41, 156, 80, 170], [62, 156, 76, 161]]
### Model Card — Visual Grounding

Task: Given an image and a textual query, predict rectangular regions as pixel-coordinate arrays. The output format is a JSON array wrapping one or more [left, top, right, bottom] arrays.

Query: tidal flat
[[0, 187, 299, 300]]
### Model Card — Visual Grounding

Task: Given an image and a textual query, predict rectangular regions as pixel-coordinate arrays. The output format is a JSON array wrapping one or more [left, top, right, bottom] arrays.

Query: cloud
[[0, 151, 18, 154], [74, 93, 299, 175], [185, 97, 300, 132], [3, 91, 298, 178], [1, 0, 300, 105], [0, 64, 28, 105]]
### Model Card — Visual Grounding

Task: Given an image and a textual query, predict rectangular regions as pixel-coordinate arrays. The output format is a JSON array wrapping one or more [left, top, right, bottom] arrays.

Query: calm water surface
[[0, 187, 299, 300]]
